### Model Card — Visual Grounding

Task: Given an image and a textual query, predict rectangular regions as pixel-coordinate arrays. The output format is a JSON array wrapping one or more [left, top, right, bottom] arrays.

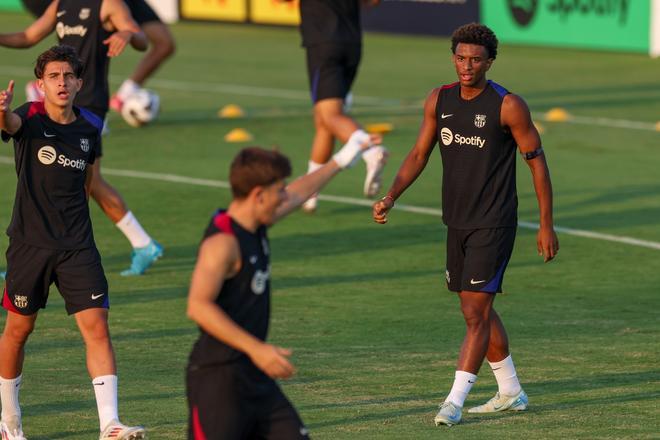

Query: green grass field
[[0, 12, 659, 439]]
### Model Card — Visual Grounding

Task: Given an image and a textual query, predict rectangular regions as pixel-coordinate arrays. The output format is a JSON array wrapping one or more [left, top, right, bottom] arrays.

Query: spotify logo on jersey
[[38, 146, 57, 165], [440, 127, 453, 146]]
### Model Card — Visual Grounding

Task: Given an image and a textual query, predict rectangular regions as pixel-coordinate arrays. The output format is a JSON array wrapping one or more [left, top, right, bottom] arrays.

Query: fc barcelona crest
[[80, 138, 90, 152], [14, 295, 28, 309], [474, 114, 487, 128]]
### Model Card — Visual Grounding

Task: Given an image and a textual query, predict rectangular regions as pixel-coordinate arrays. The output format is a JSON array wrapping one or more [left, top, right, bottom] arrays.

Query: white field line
[[0, 66, 657, 131], [0, 156, 657, 251]]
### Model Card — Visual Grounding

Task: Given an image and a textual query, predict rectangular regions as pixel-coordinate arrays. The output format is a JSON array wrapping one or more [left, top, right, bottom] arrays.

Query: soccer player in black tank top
[[0, 1, 165, 277], [186, 139, 375, 439], [373, 23, 559, 426], [0, 46, 144, 440]]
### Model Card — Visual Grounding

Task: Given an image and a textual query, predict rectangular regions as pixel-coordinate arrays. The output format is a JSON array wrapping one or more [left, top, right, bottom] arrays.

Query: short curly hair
[[451, 23, 499, 59], [34, 45, 83, 79]]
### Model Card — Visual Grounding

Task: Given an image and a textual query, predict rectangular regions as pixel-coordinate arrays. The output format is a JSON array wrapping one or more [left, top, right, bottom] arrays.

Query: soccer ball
[[120, 89, 160, 127]]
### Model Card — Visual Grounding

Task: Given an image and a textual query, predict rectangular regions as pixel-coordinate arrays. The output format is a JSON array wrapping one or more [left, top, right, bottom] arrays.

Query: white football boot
[[0, 416, 26, 440], [99, 420, 146, 440], [434, 401, 462, 427], [468, 389, 529, 413], [363, 145, 389, 198]]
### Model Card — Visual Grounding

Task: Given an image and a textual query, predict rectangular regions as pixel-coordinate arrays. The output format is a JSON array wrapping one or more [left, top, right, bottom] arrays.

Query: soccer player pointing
[[373, 23, 559, 426], [0, 46, 144, 440], [186, 138, 373, 439]]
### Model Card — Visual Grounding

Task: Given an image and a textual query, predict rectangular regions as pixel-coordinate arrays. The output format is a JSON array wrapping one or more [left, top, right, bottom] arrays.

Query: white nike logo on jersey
[[44, 131, 56, 137], [470, 279, 486, 285], [57, 10, 66, 17], [441, 113, 453, 119], [91, 293, 105, 300], [249, 255, 258, 264]]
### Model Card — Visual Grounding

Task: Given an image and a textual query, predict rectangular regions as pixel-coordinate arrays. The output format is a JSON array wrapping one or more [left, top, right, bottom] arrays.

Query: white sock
[[305, 161, 324, 202], [489, 355, 522, 396], [116, 79, 140, 100], [93, 375, 119, 431], [0, 374, 22, 423], [116, 211, 151, 249], [445, 370, 477, 408], [307, 160, 324, 175]]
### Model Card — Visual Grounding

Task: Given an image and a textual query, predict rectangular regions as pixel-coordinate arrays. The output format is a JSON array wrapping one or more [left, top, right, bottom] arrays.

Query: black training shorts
[[445, 227, 516, 294], [186, 360, 309, 440], [3, 240, 109, 315], [127, 0, 161, 25], [305, 42, 361, 103]]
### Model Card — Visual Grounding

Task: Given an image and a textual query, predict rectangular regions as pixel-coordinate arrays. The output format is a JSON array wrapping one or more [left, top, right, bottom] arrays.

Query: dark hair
[[34, 45, 83, 79], [451, 23, 498, 59], [229, 147, 292, 199]]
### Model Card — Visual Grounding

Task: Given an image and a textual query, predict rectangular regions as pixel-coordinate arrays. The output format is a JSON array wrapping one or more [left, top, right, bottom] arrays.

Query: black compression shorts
[[126, 0, 161, 25], [305, 42, 361, 104]]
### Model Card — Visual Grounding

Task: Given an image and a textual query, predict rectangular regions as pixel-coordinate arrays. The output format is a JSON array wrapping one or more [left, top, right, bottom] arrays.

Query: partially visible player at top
[[109, 0, 175, 111], [373, 23, 559, 426], [20, 0, 176, 110], [186, 137, 374, 438], [0, 0, 164, 276], [0, 45, 145, 440], [291, 0, 388, 212]]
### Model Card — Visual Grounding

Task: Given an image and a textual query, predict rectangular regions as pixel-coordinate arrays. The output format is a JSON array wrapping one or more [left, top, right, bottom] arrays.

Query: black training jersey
[[188, 210, 272, 367], [300, 0, 361, 47], [436, 80, 518, 229], [56, 0, 111, 116], [21, 0, 51, 17], [1, 102, 102, 249]]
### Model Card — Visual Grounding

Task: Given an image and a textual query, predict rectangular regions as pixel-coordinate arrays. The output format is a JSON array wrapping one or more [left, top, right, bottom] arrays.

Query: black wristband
[[522, 147, 544, 160]]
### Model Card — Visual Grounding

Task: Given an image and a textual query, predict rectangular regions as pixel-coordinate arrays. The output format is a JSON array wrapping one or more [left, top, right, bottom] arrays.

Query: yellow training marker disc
[[545, 107, 571, 122], [224, 128, 253, 142], [366, 122, 394, 134], [218, 104, 245, 119]]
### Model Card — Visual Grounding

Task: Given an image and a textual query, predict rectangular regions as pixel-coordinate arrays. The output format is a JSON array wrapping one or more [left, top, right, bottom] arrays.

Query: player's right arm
[[102, 0, 148, 56], [186, 233, 296, 379], [0, 1, 57, 48], [372, 88, 439, 224], [0, 81, 22, 136]]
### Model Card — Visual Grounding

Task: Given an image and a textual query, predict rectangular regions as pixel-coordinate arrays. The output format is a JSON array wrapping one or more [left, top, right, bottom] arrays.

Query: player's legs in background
[[111, 21, 175, 112], [311, 98, 388, 201], [0, 311, 37, 437], [303, 107, 336, 212], [468, 309, 527, 414], [89, 160, 163, 276]]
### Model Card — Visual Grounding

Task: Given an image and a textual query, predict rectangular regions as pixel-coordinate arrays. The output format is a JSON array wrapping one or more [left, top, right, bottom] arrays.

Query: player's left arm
[[102, 0, 148, 57], [502, 93, 559, 262], [272, 134, 376, 222]]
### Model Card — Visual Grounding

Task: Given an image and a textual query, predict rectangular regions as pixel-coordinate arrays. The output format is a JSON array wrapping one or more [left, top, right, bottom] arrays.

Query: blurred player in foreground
[[373, 23, 559, 426], [0, 45, 145, 440], [186, 136, 374, 438]]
